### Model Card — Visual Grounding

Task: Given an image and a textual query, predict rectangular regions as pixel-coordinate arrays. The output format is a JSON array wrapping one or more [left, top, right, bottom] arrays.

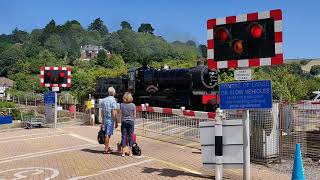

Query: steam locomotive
[[95, 64, 219, 111]]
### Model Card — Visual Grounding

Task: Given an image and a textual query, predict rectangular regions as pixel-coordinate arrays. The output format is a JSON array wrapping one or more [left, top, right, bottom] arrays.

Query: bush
[[310, 65, 320, 76], [0, 101, 21, 120]]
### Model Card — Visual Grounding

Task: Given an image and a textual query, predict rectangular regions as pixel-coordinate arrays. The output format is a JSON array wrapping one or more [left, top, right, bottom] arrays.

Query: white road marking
[[0, 167, 59, 180], [0, 131, 64, 140], [68, 133, 98, 144], [0, 144, 97, 164], [67, 159, 154, 180], [0, 134, 69, 144], [0, 127, 63, 133], [145, 156, 203, 175]]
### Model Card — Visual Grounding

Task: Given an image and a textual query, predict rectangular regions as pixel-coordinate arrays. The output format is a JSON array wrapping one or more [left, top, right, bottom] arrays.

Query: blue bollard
[[291, 144, 305, 180]]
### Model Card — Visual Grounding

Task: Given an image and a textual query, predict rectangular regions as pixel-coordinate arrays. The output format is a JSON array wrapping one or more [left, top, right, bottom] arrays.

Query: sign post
[[205, 9, 282, 180], [215, 109, 223, 180], [219, 80, 272, 180], [41, 67, 72, 128], [54, 91, 57, 128], [243, 110, 250, 180]]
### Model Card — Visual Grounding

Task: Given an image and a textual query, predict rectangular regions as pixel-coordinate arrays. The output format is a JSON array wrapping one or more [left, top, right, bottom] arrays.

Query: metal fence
[[1, 95, 91, 128], [280, 102, 320, 162], [135, 106, 215, 149], [134, 102, 320, 166]]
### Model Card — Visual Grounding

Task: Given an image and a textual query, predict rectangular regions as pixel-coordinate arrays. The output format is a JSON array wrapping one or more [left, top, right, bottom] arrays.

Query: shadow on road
[[141, 167, 215, 179], [81, 148, 104, 154], [81, 148, 124, 157]]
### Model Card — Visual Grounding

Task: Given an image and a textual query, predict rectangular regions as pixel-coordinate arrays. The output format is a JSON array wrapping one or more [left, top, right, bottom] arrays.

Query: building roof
[[0, 77, 14, 87], [80, 45, 107, 52]]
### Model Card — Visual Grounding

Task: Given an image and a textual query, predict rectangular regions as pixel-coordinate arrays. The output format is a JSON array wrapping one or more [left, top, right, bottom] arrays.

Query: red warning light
[[46, 72, 52, 78], [59, 72, 65, 78], [215, 28, 230, 42], [250, 24, 263, 39]]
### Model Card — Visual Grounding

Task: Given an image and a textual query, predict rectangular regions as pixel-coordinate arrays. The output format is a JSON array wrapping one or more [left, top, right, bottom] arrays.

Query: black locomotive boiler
[[95, 64, 219, 111]]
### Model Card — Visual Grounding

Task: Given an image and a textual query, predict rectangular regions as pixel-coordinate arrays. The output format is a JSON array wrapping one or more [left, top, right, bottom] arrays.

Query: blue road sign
[[219, 80, 272, 110], [44, 91, 56, 104]]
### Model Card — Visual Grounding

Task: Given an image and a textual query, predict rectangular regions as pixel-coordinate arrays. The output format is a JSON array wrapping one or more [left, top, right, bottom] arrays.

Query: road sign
[[207, 9, 283, 69], [44, 91, 56, 104], [234, 69, 252, 81], [200, 119, 243, 169], [219, 80, 272, 110]]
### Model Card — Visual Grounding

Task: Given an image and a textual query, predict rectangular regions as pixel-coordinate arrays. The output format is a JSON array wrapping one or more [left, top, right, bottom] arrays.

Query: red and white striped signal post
[[40, 67, 72, 128], [205, 9, 283, 180]]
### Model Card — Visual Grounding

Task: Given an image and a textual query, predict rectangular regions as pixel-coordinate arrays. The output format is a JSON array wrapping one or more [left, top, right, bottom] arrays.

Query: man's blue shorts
[[104, 120, 114, 136]]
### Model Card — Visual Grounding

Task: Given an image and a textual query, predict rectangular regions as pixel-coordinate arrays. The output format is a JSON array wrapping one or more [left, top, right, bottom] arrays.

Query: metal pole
[[89, 94, 92, 125], [215, 108, 223, 180], [54, 91, 58, 128], [243, 110, 250, 180], [74, 98, 76, 121]]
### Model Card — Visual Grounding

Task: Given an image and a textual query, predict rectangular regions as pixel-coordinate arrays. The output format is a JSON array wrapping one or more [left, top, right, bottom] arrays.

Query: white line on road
[[68, 133, 98, 144], [145, 156, 203, 175], [0, 144, 92, 161], [0, 131, 64, 140], [0, 127, 63, 133], [0, 144, 97, 164], [67, 159, 154, 180], [0, 134, 69, 144]]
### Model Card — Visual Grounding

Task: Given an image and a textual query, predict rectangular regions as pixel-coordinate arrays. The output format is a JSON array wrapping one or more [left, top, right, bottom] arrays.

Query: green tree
[[44, 34, 66, 58], [96, 50, 107, 66], [103, 33, 124, 54], [88, 18, 108, 35], [138, 23, 154, 34], [0, 46, 26, 76], [27, 50, 67, 74], [82, 30, 103, 45], [8, 73, 38, 91], [198, 45, 207, 58], [45, 20, 57, 33], [105, 54, 125, 69], [120, 21, 132, 30], [11, 28, 30, 44], [310, 65, 320, 76], [40, 19, 57, 44], [186, 40, 196, 47]]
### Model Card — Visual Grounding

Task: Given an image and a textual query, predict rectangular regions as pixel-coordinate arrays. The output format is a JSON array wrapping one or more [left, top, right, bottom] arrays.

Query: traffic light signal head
[[207, 9, 283, 69], [40, 67, 71, 88]]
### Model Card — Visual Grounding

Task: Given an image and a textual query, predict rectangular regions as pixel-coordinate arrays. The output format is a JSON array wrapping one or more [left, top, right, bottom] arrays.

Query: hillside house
[[0, 77, 14, 98], [80, 45, 110, 60]]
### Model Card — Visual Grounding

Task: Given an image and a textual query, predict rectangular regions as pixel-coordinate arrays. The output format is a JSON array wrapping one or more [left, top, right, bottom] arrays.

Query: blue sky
[[0, 0, 319, 59]]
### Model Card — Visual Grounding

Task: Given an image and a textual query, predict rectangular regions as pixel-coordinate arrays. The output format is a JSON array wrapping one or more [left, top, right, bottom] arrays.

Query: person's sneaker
[[129, 153, 133, 157], [122, 154, 125, 157]]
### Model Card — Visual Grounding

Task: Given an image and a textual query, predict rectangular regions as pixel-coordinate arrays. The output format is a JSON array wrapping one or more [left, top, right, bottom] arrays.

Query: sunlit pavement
[[0, 125, 290, 180]]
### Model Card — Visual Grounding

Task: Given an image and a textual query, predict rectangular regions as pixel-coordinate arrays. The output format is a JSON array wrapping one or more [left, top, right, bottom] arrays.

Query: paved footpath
[[0, 124, 291, 180]]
